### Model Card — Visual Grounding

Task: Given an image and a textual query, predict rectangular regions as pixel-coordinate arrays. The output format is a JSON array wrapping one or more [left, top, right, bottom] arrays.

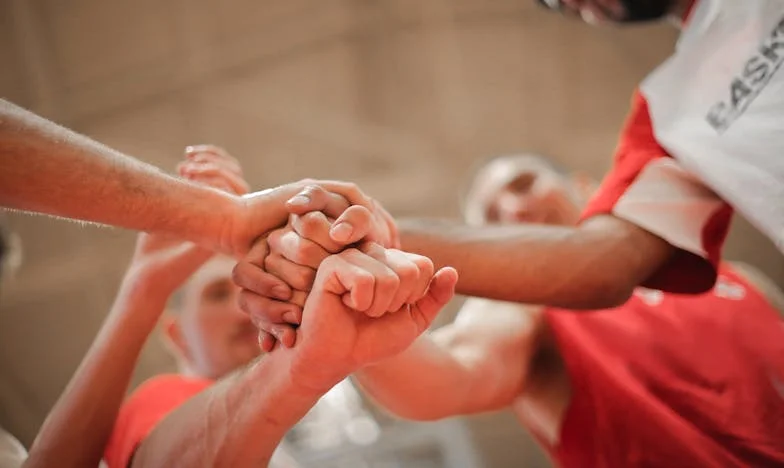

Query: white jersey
[[642, 0, 784, 252]]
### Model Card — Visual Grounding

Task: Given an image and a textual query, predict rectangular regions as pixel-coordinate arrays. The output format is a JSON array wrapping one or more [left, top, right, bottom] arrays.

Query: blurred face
[[471, 157, 584, 227], [537, 0, 677, 24], [170, 257, 260, 379]]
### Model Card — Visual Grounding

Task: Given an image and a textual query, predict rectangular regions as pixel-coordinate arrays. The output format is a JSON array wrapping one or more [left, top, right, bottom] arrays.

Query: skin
[[23, 147, 247, 468], [131, 249, 457, 468], [0, 99, 399, 306], [162, 256, 263, 381], [259, 155, 784, 458], [354, 158, 784, 451], [20, 147, 432, 468], [233, 0, 715, 338]]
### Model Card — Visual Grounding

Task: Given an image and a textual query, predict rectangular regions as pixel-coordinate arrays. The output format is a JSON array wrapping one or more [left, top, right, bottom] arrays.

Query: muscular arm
[[0, 99, 236, 250], [24, 279, 173, 468], [131, 349, 322, 468], [399, 215, 674, 309], [355, 299, 541, 420]]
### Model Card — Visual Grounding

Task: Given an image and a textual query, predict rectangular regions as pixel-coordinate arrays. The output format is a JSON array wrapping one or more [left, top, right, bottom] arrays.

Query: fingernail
[[272, 286, 290, 300], [283, 311, 299, 324], [288, 194, 310, 206], [185, 146, 195, 154], [330, 222, 353, 242]]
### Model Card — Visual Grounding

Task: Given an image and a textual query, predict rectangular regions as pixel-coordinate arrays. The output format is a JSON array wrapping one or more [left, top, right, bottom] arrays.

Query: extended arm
[[23, 149, 242, 468], [0, 100, 239, 250], [131, 351, 321, 468], [24, 277, 185, 468], [399, 215, 673, 309], [134, 246, 455, 467], [355, 298, 542, 420]]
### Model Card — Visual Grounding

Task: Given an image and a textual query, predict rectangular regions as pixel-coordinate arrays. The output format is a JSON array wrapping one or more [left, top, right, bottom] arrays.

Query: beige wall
[[0, 0, 780, 466]]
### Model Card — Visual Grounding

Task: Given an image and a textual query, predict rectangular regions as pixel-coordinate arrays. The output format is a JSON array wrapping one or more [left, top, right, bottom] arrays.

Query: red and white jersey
[[583, 0, 784, 292]]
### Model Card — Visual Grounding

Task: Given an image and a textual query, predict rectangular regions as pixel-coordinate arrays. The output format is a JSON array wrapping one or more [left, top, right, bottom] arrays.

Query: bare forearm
[[355, 335, 476, 421], [399, 216, 672, 309], [132, 349, 323, 468], [26, 282, 167, 468], [0, 99, 235, 250]]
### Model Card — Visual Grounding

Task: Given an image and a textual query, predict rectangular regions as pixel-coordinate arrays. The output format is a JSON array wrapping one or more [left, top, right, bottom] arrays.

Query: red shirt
[[547, 265, 784, 467], [103, 375, 212, 468]]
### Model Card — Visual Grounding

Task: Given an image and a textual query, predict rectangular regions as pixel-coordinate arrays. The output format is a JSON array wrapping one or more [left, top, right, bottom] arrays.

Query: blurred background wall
[[0, 0, 781, 466]]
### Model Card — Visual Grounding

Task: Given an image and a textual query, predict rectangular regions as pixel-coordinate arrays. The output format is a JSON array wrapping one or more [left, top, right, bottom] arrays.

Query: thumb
[[411, 267, 458, 331], [329, 205, 373, 244]]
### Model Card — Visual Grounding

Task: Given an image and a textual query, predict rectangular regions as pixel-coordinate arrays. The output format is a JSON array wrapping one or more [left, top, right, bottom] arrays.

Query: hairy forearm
[[0, 99, 236, 250], [399, 216, 672, 309], [355, 334, 478, 421], [132, 349, 323, 468], [25, 280, 168, 468]]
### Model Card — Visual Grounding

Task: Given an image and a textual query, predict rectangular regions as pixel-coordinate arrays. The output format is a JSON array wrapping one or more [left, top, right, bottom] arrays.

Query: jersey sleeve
[[103, 375, 212, 468], [581, 90, 732, 293]]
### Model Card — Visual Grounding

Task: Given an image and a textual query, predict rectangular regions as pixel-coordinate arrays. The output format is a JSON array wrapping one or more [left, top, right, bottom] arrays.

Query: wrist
[[211, 191, 245, 256], [276, 346, 348, 395]]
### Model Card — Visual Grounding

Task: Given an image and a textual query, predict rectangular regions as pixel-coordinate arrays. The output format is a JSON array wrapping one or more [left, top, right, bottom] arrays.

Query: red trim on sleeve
[[682, 0, 698, 24], [581, 91, 669, 220], [581, 91, 730, 293], [103, 375, 212, 468]]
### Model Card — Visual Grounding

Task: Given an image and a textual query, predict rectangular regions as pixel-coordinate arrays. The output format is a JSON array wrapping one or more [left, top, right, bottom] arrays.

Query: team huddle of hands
[[134, 145, 457, 392]]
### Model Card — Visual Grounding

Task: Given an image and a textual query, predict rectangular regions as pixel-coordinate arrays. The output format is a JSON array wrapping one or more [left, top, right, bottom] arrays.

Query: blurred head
[[536, 0, 684, 24], [163, 256, 260, 380], [463, 154, 595, 227]]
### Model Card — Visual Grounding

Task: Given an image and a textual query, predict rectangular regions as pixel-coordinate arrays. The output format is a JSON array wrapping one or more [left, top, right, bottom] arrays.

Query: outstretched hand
[[232, 184, 400, 347]]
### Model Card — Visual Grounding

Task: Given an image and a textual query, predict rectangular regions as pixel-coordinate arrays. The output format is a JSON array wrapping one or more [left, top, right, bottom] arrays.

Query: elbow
[[587, 279, 635, 309], [555, 273, 636, 310]]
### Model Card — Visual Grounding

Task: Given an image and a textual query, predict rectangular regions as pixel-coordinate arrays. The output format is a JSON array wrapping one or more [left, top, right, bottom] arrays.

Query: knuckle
[[417, 255, 435, 274], [296, 241, 320, 264], [237, 290, 254, 312], [300, 212, 324, 238], [231, 263, 247, 286], [293, 268, 315, 290], [266, 229, 284, 251], [398, 263, 419, 283], [341, 247, 362, 259], [379, 270, 401, 291], [356, 271, 376, 291]]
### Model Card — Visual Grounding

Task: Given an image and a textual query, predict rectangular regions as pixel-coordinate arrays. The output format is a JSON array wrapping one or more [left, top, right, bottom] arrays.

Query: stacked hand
[[287, 245, 457, 391], [232, 184, 457, 389]]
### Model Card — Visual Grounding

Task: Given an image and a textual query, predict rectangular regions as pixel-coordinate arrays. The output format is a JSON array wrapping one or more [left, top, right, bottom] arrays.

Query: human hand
[[223, 180, 396, 258], [233, 201, 374, 350], [286, 246, 457, 392], [230, 183, 399, 331], [123, 145, 248, 300]]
